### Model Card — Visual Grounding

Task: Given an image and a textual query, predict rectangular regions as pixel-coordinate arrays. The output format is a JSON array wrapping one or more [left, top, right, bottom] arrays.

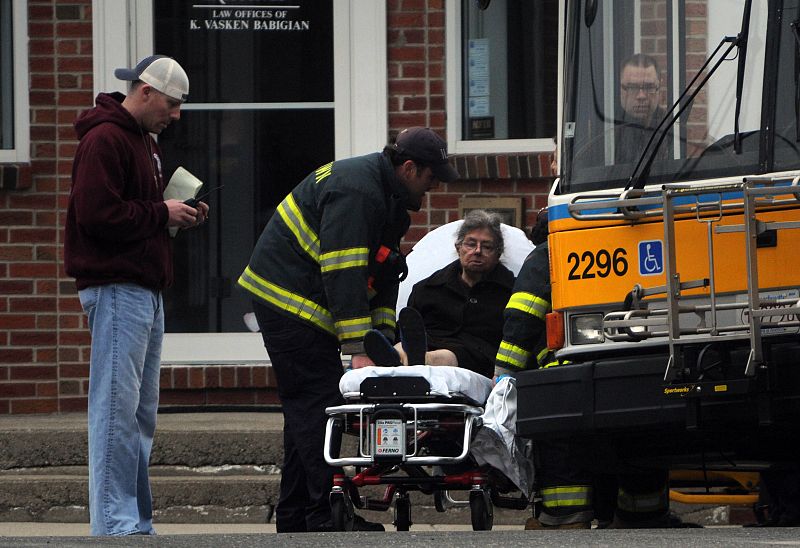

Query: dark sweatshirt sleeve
[[71, 127, 169, 242]]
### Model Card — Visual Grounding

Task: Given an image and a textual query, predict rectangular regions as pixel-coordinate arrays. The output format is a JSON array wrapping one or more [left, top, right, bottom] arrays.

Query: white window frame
[[92, 0, 387, 363], [0, 0, 30, 163], [445, 0, 557, 155]]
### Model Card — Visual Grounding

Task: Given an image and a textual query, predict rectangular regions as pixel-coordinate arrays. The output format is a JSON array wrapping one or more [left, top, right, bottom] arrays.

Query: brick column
[[0, 0, 93, 414]]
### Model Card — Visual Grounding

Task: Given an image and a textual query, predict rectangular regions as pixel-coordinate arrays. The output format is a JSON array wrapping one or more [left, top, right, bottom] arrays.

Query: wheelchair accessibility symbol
[[638, 240, 663, 276]]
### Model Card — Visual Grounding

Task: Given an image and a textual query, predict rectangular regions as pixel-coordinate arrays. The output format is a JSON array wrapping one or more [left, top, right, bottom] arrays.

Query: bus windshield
[[561, 0, 800, 194]]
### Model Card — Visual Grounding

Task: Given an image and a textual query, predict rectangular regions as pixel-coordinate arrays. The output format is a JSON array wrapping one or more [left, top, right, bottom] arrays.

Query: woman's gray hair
[[455, 209, 505, 256]]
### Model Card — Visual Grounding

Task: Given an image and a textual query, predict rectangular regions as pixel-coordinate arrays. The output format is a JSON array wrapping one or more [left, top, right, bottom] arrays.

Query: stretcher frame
[[323, 374, 527, 531]]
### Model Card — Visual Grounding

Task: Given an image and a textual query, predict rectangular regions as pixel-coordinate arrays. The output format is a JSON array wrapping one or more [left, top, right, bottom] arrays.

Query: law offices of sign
[[190, 1, 310, 31]]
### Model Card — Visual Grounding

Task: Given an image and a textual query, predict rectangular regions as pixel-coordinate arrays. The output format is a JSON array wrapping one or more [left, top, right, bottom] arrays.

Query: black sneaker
[[398, 307, 427, 365], [351, 514, 385, 531], [364, 329, 401, 366]]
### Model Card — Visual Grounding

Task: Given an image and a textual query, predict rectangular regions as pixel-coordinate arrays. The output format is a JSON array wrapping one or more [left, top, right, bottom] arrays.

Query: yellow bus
[[518, 0, 800, 470]]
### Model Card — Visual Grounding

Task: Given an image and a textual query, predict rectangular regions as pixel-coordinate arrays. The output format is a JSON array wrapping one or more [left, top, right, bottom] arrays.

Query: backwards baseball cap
[[114, 55, 189, 102], [394, 127, 460, 182]]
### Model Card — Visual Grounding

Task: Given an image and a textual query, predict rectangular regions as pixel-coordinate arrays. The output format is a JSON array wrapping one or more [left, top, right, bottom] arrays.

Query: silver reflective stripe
[[371, 307, 396, 329], [237, 266, 334, 334], [541, 485, 592, 508], [335, 316, 371, 341], [496, 340, 530, 369], [506, 291, 550, 321], [320, 247, 369, 273], [617, 488, 668, 513], [276, 194, 320, 262]]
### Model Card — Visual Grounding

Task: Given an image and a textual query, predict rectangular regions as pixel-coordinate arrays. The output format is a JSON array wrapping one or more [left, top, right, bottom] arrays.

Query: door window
[[153, 1, 335, 333]]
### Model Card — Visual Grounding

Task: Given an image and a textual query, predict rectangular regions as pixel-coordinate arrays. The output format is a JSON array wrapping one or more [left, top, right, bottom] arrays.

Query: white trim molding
[[445, 0, 556, 156], [0, 0, 30, 163]]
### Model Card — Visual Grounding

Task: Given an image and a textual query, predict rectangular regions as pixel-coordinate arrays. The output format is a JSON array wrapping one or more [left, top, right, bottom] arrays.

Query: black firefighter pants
[[253, 301, 345, 533]]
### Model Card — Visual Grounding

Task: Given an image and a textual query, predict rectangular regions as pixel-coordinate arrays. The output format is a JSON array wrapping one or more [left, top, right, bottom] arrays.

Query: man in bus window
[[616, 53, 673, 165]]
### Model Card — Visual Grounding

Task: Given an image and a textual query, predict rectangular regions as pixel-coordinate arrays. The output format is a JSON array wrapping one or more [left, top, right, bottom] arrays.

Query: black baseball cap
[[394, 127, 460, 182]]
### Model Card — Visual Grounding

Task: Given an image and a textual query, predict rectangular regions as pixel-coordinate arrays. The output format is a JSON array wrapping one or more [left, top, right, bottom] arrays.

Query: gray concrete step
[[0, 412, 738, 527], [0, 412, 284, 468], [0, 465, 280, 523], [0, 465, 531, 526]]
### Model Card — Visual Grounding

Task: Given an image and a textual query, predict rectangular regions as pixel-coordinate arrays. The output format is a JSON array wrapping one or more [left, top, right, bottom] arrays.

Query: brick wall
[[0, 0, 93, 414], [0, 0, 553, 414], [640, 0, 708, 153], [388, 0, 553, 250]]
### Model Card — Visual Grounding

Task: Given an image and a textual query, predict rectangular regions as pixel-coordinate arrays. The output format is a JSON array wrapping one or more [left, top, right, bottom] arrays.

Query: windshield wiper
[[626, 37, 739, 190], [627, 0, 753, 190], [734, 0, 753, 153], [790, 19, 800, 142]]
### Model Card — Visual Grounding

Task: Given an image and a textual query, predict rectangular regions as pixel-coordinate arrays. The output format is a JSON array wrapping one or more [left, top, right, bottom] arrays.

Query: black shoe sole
[[364, 329, 401, 366], [399, 307, 427, 365]]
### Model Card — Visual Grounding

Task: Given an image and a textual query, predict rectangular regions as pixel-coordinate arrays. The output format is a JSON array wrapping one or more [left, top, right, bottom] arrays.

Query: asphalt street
[[1, 527, 799, 547]]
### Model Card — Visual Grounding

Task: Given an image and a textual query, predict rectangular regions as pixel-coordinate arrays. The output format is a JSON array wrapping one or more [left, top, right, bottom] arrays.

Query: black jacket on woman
[[407, 259, 515, 378]]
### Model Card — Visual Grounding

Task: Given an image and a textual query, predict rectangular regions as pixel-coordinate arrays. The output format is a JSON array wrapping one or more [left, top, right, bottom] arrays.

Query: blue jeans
[[79, 283, 163, 536]]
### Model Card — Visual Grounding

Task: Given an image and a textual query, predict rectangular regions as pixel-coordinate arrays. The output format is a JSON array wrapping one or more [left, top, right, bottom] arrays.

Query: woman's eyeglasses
[[459, 239, 497, 254]]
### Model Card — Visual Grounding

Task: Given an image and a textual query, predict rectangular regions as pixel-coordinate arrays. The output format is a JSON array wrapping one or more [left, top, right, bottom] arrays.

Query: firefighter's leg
[[612, 469, 670, 528], [528, 439, 593, 529], [593, 472, 618, 528]]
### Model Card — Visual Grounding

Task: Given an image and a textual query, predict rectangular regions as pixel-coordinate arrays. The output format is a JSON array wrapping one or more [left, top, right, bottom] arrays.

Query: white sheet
[[471, 376, 535, 497], [340, 365, 493, 405]]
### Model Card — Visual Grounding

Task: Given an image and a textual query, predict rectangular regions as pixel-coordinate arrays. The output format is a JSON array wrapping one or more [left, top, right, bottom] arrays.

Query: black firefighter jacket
[[238, 152, 410, 353], [495, 242, 555, 372]]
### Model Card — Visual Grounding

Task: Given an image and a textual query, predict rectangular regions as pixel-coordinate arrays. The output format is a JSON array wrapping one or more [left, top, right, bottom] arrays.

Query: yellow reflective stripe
[[506, 291, 550, 321], [495, 340, 530, 369], [536, 347, 551, 365], [315, 161, 333, 183], [237, 266, 334, 335], [542, 357, 571, 369], [371, 307, 396, 330], [335, 316, 372, 341], [320, 247, 369, 273], [277, 193, 320, 262], [541, 485, 592, 508]]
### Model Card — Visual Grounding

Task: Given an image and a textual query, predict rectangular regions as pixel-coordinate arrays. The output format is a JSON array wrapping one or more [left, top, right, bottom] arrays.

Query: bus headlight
[[570, 314, 604, 345]]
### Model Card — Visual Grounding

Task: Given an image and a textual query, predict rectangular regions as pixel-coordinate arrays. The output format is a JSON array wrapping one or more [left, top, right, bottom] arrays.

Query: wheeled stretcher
[[323, 365, 529, 531]]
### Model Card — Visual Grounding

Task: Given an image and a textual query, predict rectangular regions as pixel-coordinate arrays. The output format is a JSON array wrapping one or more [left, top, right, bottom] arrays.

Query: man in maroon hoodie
[[65, 55, 208, 536]]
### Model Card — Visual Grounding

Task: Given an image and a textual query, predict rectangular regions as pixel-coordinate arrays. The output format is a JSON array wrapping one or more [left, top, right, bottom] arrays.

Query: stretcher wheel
[[394, 493, 412, 531], [330, 491, 354, 531], [434, 490, 447, 512], [470, 490, 494, 531]]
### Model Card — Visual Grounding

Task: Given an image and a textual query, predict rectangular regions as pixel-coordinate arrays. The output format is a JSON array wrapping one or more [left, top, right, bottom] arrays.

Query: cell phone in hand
[[183, 185, 224, 208]]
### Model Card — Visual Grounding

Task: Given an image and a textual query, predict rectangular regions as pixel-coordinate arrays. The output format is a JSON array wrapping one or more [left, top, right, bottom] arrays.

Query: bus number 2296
[[567, 248, 628, 280]]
